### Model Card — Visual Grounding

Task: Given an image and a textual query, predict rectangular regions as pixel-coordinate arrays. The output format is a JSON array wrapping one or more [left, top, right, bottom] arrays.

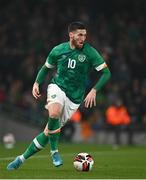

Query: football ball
[[73, 152, 94, 171]]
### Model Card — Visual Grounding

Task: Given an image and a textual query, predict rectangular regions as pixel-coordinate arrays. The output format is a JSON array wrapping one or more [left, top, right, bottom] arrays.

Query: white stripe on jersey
[[95, 62, 107, 71], [45, 61, 54, 68]]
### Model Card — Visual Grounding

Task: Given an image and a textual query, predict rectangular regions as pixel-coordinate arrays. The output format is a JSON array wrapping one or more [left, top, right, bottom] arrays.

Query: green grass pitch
[[0, 143, 146, 179]]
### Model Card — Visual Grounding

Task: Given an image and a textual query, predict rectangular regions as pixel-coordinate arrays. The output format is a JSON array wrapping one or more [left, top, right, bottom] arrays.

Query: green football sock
[[48, 117, 60, 152], [49, 132, 60, 151], [23, 132, 48, 159]]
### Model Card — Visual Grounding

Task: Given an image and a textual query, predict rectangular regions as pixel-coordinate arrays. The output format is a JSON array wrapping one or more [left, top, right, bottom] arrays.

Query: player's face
[[69, 29, 87, 49]]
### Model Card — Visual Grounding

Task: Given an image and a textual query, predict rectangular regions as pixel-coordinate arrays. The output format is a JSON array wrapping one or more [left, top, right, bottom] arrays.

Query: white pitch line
[[0, 153, 75, 161], [0, 155, 50, 161], [0, 151, 111, 161]]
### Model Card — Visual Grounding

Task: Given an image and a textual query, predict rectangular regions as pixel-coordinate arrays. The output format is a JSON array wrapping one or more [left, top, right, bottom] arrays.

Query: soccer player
[[7, 21, 111, 170]]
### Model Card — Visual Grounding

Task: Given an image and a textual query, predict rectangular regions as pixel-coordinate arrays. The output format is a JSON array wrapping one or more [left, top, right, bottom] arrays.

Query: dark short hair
[[68, 21, 86, 33]]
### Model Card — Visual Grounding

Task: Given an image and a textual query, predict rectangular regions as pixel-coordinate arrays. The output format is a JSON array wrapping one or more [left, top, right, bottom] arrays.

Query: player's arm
[[32, 49, 56, 99], [32, 63, 54, 99], [84, 65, 111, 108], [94, 64, 111, 92], [84, 47, 111, 108]]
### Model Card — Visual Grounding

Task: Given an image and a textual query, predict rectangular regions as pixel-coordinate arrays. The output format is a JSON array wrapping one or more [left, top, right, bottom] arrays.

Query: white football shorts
[[45, 83, 80, 127]]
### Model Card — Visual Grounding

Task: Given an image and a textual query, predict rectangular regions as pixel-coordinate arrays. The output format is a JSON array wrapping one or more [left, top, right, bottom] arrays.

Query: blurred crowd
[[0, 0, 146, 135]]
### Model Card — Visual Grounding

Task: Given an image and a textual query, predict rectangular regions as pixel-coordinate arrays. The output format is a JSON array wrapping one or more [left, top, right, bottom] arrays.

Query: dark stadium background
[[0, 0, 146, 145]]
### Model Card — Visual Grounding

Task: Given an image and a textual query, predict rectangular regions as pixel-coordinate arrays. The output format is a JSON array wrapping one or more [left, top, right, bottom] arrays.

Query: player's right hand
[[32, 82, 41, 99]]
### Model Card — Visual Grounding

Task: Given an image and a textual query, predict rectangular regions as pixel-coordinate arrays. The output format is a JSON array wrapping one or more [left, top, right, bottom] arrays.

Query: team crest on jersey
[[78, 54, 86, 62]]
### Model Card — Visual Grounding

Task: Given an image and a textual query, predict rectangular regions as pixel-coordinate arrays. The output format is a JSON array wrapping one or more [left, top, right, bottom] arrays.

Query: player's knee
[[44, 128, 49, 136], [43, 123, 49, 136], [49, 109, 61, 119], [49, 111, 61, 119]]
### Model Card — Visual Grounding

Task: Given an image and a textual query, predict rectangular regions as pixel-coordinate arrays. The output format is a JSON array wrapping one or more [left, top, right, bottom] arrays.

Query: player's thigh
[[60, 97, 80, 127], [45, 84, 65, 118]]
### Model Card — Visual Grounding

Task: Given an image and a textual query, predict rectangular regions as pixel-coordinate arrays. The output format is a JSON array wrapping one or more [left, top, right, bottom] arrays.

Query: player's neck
[[69, 41, 75, 49]]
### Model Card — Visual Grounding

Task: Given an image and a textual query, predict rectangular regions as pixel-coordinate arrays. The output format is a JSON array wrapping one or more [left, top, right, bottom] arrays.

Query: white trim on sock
[[33, 138, 44, 149], [50, 149, 58, 156], [19, 155, 25, 162]]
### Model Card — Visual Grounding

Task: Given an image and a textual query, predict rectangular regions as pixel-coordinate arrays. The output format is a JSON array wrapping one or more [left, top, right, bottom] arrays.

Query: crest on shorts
[[78, 54, 86, 62], [51, 94, 56, 99]]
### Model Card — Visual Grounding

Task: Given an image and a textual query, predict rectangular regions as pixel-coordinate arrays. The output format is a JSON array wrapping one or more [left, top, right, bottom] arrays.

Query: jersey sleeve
[[89, 47, 107, 71], [45, 47, 57, 68]]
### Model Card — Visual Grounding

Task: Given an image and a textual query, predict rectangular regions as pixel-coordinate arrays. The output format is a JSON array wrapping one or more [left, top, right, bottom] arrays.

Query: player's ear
[[69, 32, 74, 39]]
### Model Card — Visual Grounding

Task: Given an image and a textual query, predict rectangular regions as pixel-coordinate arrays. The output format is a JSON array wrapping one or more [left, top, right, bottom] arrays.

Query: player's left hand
[[84, 88, 96, 108]]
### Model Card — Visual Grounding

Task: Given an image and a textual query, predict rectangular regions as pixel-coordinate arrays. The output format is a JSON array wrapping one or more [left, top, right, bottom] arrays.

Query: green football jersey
[[45, 42, 105, 104]]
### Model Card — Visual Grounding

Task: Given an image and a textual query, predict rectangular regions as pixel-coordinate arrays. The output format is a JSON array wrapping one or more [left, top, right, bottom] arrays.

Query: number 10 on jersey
[[68, 58, 76, 69]]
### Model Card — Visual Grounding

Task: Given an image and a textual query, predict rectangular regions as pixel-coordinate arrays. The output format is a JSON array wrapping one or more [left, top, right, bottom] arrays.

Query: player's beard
[[72, 39, 84, 49]]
